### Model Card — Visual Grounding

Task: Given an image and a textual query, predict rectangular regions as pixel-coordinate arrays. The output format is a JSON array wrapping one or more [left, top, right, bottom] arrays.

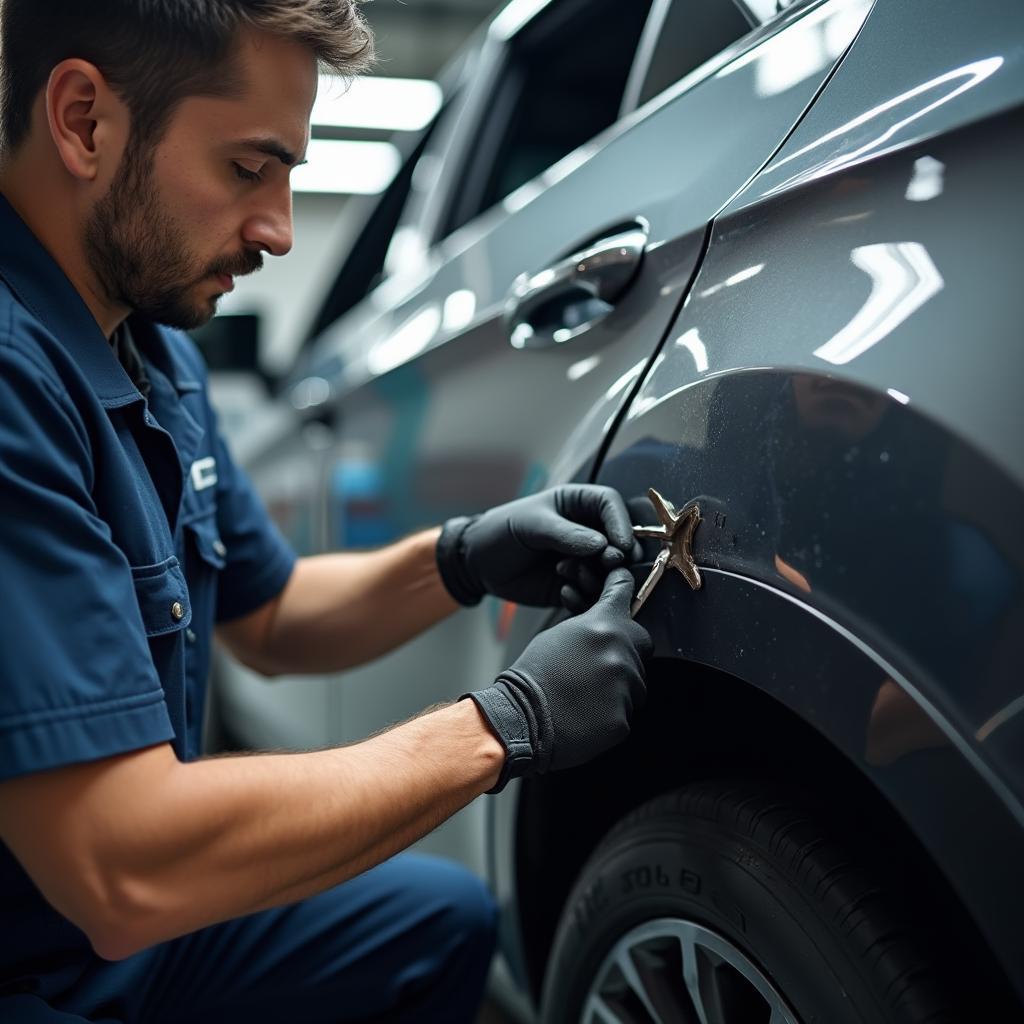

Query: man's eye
[[233, 163, 262, 183]]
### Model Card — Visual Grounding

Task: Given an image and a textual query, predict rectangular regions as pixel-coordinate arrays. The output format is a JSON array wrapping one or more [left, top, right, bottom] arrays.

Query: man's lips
[[213, 272, 235, 292]]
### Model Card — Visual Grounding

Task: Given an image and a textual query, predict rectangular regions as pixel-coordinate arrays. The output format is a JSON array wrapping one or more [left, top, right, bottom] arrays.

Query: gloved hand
[[436, 485, 642, 608], [463, 568, 652, 792]]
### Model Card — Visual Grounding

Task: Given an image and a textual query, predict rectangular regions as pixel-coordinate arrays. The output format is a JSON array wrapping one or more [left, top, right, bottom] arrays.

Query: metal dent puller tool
[[630, 488, 702, 618]]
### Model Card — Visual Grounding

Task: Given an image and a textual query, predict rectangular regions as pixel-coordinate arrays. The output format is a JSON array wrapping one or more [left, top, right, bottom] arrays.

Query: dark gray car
[[212, 0, 1024, 1018]]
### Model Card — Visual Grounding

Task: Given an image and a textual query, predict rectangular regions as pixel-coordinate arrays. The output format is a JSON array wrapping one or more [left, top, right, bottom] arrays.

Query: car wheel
[[540, 782, 952, 1024]]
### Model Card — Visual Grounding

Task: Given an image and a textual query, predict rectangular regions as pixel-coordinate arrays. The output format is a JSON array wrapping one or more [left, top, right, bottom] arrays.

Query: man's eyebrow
[[237, 137, 309, 167]]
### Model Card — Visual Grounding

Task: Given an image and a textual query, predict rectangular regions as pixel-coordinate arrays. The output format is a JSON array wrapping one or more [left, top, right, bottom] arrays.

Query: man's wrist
[[455, 697, 507, 792], [460, 681, 538, 793], [435, 515, 483, 606]]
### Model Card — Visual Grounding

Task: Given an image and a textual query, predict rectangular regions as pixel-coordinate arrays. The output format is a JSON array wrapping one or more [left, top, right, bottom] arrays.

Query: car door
[[262, 0, 878, 875]]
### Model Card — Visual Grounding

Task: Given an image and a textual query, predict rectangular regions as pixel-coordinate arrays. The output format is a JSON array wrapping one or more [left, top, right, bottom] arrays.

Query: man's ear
[[44, 59, 127, 182]]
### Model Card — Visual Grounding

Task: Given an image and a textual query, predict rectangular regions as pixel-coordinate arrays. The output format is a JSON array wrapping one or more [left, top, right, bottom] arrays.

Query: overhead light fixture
[[312, 75, 442, 132], [291, 139, 401, 195]]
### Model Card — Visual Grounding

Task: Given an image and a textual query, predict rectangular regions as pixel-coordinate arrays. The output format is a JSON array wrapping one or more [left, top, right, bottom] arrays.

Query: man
[[0, 2, 652, 1021]]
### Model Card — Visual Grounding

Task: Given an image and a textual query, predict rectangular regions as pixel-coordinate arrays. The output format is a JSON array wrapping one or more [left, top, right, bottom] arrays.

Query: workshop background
[[207, 0, 501, 432]]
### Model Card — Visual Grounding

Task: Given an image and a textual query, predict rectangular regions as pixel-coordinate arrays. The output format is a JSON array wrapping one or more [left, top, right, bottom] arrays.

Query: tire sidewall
[[542, 815, 886, 1024]]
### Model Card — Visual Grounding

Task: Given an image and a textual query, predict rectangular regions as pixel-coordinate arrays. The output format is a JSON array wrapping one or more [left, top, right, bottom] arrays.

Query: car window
[[301, 105, 449, 348], [443, 0, 655, 236], [627, 0, 755, 113]]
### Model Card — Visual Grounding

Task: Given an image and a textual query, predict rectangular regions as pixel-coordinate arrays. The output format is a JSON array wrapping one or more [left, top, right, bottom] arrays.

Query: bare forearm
[[125, 701, 497, 954], [0, 701, 502, 960], [225, 528, 459, 675]]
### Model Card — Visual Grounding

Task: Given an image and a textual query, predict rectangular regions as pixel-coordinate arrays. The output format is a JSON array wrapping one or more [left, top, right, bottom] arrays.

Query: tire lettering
[[679, 868, 701, 895], [620, 864, 673, 894]]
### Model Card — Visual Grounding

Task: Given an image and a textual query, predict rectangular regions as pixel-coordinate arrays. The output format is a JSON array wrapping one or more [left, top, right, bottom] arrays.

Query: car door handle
[[505, 221, 648, 349]]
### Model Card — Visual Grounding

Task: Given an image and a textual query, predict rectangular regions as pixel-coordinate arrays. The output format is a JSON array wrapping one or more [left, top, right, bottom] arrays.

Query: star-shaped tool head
[[633, 487, 702, 592]]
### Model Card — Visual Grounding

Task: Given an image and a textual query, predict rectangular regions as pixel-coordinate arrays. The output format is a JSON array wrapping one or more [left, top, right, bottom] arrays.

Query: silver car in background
[[210, 0, 1024, 1018]]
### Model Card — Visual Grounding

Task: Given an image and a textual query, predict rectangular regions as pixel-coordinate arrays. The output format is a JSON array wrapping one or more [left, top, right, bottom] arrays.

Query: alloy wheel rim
[[582, 917, 800, 1024]]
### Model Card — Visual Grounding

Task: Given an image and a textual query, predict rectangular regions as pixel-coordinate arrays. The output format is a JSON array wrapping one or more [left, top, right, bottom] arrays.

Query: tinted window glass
[[445, 0, 653, 234], [636, 0, 753, 109]]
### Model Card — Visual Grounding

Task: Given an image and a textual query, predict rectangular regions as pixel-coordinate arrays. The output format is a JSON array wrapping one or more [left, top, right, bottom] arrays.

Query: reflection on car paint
[[675, 328, 709, 373], [812, 241, 944, 366], [747, 0, 870, 98], [366, 304, 442, 377], [905, 155, 945, 202], [695, 262, 765, 299], [758, 58, 1005, 197]]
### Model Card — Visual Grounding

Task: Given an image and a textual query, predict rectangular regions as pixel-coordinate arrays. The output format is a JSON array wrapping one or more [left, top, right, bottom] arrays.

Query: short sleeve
[[0, 344, 174, 781], [210, 426, 297, 624]]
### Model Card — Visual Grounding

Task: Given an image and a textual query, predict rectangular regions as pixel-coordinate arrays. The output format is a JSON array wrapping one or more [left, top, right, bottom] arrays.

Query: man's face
[[86, 31, 316, 329]]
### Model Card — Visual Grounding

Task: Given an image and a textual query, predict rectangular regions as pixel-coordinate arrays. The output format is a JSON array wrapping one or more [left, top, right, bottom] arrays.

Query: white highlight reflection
[[887, 387, 911, 405], [698, 263, 765, 298], [367, 305, 441, 375], [567, 355, 602, 381], [906, 156, 946, 202], [383, 225, 429, 281], [814, 243, 944, 366], [756, 16, 827, 96], [675, 328, 709, 373], [723, 0, 869, 98], [442, 290, 477, 332], [763, 58, 1003, 195], [605, 359, 653, 403]]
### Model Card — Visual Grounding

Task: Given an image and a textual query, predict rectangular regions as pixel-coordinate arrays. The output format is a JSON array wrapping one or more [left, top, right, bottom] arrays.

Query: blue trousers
[[3, 853, 497, 1023]]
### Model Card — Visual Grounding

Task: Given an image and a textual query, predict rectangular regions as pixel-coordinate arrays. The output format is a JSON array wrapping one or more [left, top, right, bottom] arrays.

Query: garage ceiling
[[361, 0, 504, 80]]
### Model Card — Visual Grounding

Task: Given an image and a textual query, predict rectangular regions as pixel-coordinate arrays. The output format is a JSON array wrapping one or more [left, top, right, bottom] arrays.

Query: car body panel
[[530, 0, 1024, 1002]]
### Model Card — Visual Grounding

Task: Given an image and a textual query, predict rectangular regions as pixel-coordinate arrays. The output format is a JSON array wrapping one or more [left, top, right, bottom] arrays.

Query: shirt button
[[213, 539, 227, 558], [186, 628, 197, 644], [171, 601, 186, 622]]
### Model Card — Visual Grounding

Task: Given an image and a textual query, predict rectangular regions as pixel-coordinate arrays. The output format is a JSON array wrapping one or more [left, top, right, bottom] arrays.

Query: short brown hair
[[0, 0, 374, 153]]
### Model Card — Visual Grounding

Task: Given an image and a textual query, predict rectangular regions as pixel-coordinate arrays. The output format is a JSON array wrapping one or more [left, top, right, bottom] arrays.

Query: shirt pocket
[[130, 555, 192, 636]]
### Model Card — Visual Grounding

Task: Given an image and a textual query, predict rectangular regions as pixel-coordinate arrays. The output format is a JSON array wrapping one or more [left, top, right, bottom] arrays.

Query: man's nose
[[241, 184, 294, 258]]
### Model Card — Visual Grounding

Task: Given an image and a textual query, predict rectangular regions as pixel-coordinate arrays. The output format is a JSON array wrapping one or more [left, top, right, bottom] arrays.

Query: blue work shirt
[[0, 194, 297, 983]]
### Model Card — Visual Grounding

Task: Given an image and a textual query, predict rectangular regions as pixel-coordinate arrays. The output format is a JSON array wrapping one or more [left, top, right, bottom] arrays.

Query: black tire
[[540, 782, 953, 1024]]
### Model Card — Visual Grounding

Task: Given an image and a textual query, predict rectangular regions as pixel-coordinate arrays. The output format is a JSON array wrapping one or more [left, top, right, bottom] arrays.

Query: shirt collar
[[0, 192, 198, 404]]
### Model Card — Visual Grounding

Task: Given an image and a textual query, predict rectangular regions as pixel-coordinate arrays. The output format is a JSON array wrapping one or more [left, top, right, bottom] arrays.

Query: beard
[[85, 142, 262, 330]]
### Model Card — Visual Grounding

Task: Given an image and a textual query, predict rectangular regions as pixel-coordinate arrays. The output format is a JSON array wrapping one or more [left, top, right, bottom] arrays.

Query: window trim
[[620, 0, 756, 118], [434, 0, 655, 242], [619, 0, 835, 119]]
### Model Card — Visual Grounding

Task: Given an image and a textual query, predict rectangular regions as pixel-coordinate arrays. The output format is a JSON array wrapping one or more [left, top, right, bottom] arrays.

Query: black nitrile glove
[[436, 485, 642, 608], [463, 567, 652, 792]]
